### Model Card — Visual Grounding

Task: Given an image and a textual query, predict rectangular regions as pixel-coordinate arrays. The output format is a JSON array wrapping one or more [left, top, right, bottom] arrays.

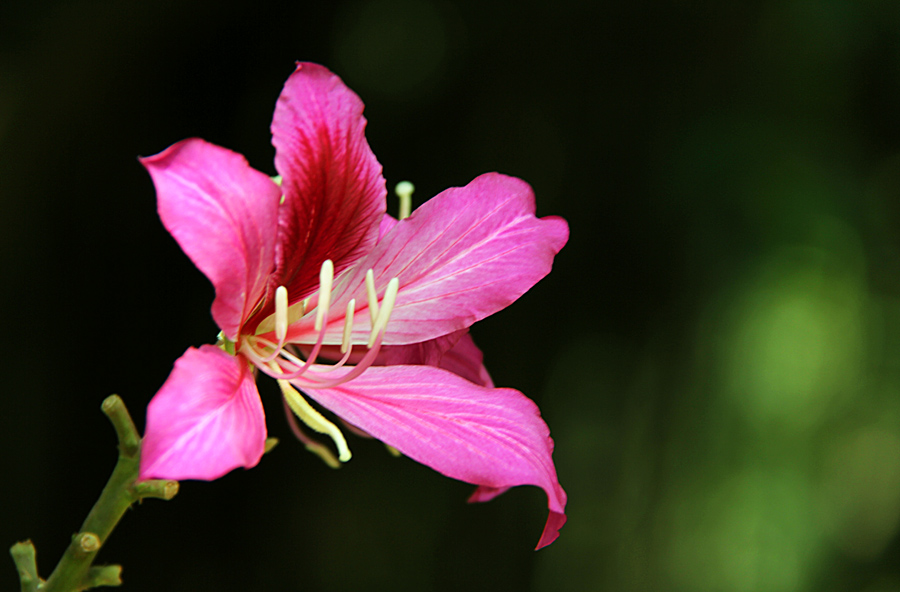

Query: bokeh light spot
[[721, 219, 868, 429]]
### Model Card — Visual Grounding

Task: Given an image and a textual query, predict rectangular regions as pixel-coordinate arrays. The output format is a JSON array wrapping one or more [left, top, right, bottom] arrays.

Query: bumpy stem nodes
[[11, 396, 178, 592]]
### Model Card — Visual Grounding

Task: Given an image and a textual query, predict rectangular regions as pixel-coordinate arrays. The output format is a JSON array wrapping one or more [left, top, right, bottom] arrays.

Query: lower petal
[[301, 364, 567, 549], [140, 345, 267, 481]]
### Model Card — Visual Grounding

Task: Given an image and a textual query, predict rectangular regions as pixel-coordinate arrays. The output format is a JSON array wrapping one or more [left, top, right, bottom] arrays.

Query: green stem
[[10, 540, 40, 592], [10, 395, 178, 592]]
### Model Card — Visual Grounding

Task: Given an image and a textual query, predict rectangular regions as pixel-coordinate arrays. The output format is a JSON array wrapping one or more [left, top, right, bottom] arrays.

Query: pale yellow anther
[[274, 286, 289, 342], [365, 269, 379, 321], [278, 378, 352, 462], [395, 181, 414, 220], [254, 298, 306, 336], [315, 259, 334, 332], [368, 277, 399, 348], [341, 299, 356, 354]]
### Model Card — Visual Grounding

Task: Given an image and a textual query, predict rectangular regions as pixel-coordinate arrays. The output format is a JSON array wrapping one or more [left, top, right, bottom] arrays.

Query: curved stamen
[[274, 285, 289, 342], [315, 260, 334, 332], [282, 396, 341, 469], [365, 269, 379, 322], [253, 285, 290, 364], [276, 375, 351, 462], [251, 298, 331, 381], [341, 299, 356, 354], [369, 277, 399, 348], [295, 331, 387, 389]]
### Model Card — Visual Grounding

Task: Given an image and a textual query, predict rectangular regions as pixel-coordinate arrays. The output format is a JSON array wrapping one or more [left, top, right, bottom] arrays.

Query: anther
[[369, 277, 400, 348], [314, 260, 334, 332], [341, 299, 356, 354], [365, 269, 379, 321], [274, 285, 289, 342], [395, 181, 414, 220]]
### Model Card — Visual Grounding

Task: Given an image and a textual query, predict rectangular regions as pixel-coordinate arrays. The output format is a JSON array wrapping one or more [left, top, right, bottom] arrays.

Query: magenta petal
[[139, 346, 266, 481], [141, 139, 280, 340], [302, 364, 567, 549], [270, 62, 386, 301], [378, 213, 399, 241], [439, 331, 494, 388], [310, 173, 568, 346]]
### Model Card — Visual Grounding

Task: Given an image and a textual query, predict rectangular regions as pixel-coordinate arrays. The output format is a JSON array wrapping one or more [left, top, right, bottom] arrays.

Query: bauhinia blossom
[[139, 62, 569, 548]]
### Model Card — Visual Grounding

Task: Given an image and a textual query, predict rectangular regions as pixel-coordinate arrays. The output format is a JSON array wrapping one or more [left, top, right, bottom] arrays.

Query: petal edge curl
[[301, 364, 566, 549]]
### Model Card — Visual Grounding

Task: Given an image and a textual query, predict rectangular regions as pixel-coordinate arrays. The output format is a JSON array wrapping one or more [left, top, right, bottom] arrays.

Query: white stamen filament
[[274, 285, 289, 342], [314, 259, 334, 332], [365, 269, 379, 322], [369, 277, 399, 348], [277, 377, 351, 462], [395, 181, 414, 220], [282, 397, 341, 469], [341, 299, 356, 354]]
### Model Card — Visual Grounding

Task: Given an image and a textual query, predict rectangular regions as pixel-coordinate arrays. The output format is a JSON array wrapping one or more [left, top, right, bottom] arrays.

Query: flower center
[[239, 259, 400, 466]]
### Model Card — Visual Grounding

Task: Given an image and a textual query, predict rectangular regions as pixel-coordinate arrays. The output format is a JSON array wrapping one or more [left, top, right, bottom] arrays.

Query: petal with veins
[[140, 345, 267, 481], [438, 331, 494, 388], [302, 364, 567, 549], [141, 139, 280, 340], [290, 173, 569, 346], [269, 62, 387, 304]]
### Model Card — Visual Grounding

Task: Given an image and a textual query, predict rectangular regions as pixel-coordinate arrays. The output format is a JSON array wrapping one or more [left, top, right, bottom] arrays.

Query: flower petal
[[294, 173, 568, 346], [301, 364, 567, 549], [270, 62, 386, 302], [140, 346, 266, 481], [438, 331, 494, 388], [141, 139, 280, 340]]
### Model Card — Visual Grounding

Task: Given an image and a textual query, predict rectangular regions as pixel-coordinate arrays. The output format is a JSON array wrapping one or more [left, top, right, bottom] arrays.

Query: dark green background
[[4, 1, 900, 590]]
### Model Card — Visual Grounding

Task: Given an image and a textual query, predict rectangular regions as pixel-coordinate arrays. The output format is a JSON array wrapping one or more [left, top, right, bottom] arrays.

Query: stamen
[[278, 378, 352, 462], [254, 299, 306, 336], [282, 397, 341, 469], [274, 285, 289, 342], [369, 277, 400, 348], [365, 269, 379, 322], [341, 299, 356, 354], [395, 181, 414, 220], [315, 259, 334, 332]]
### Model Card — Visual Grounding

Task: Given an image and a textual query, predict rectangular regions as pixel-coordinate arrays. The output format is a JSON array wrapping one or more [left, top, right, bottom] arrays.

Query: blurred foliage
[[2, 0, 900, 591]]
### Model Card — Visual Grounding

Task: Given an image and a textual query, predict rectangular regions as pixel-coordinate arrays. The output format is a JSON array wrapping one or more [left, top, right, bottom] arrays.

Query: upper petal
[[139, 345, 267, 481], [269, 62, 386, 302], [294, 173, 568, 346], [301, 364, 567, 549], [141, 139, 280, 340]]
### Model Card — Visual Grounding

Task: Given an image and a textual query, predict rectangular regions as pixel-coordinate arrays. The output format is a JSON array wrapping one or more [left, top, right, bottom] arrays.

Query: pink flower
[[139, 63, 568, 549]]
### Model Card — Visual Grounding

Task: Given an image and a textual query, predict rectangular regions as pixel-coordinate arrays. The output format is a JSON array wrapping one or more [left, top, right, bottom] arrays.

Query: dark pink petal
[[294, 173, 568, 346], [375, 331, 463, 367], [302, 364, 567, 549], [269, 62, 386, 302], [439, 331, 494, 388], [140, 346, 266, 481], [141, 139, 280, 340]]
